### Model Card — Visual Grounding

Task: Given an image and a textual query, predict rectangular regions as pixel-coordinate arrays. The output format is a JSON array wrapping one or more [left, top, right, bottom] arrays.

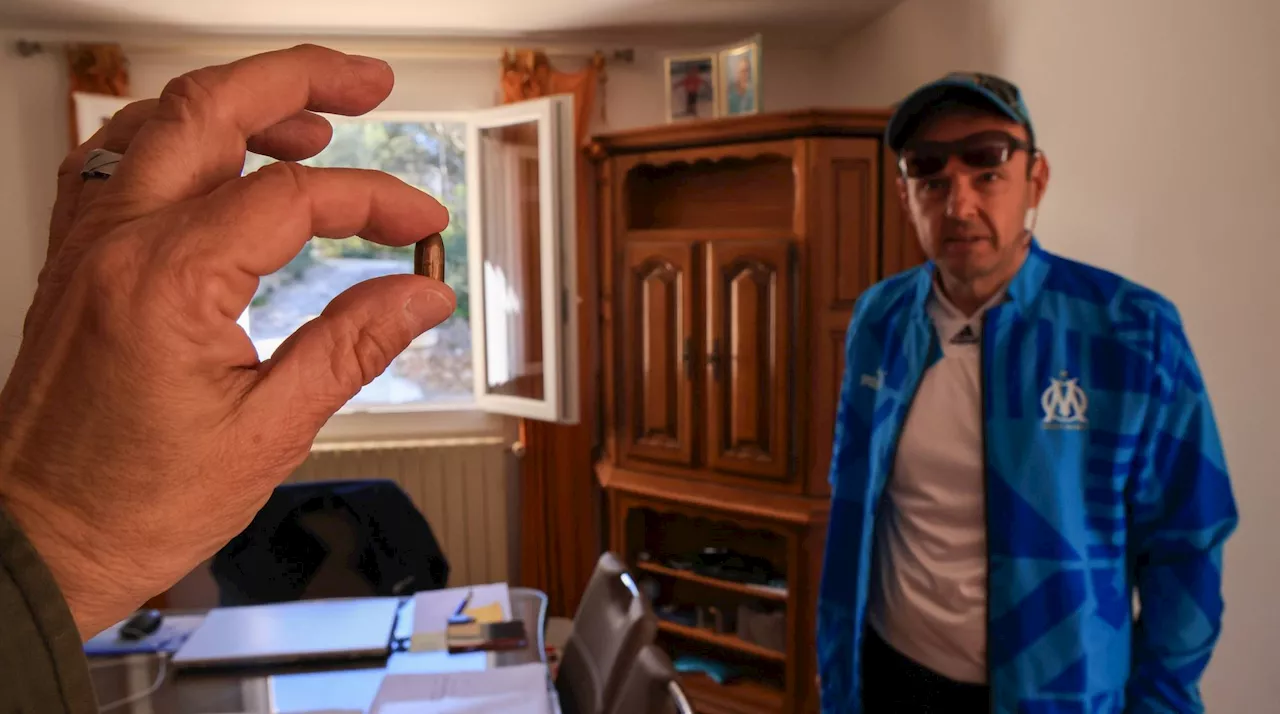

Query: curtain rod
[[14, 36, 635, 64]]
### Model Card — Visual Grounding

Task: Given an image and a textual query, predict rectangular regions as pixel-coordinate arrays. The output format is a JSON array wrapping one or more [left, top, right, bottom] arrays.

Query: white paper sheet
[[370, 662, 550, 714], [379, 693, 539, 714]]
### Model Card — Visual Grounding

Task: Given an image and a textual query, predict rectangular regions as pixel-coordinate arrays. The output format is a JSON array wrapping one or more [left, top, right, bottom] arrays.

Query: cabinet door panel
[[705, 240, 792, 480], [620, 241, 696, 466], [806, 138, 884, 495]]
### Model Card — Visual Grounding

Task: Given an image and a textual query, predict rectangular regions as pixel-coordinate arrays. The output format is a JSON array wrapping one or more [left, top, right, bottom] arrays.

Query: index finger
[[113, 44, 394, 207]]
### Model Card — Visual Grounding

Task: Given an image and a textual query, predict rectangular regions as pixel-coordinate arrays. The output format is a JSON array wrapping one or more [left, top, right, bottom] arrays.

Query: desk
[[89, 590, 550, 713]]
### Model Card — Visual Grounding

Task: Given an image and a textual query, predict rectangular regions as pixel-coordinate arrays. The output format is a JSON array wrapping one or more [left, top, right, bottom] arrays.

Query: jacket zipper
[[864, 324, 937, 701], [980, 310, 995, 714]]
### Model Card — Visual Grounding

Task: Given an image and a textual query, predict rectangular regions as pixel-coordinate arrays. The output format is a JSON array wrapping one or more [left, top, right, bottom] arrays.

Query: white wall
[[828, 0, 1278, 709], [0, 30, 829, 376], [0, 37, 65, 377]]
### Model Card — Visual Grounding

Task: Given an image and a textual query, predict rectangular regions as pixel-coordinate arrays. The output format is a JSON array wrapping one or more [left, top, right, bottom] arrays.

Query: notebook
[[445, 620, 528, 654], [410, 583, 510, 652], [171, 597, 401, 670]]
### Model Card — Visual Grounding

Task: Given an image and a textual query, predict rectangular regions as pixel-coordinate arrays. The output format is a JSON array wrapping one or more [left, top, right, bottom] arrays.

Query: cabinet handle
[[682, 337, 693, 380], [708, 339, 723, 381]]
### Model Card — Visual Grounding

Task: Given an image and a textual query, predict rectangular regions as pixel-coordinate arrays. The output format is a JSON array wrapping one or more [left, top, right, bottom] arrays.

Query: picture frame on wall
[[718, 35, 762, 117], [663, 53, 718, 123], [72, 91, 133, 144]]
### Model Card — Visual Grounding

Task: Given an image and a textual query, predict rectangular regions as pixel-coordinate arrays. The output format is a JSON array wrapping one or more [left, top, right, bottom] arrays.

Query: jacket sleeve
[[1126, 316, 1238, 713], [0, 504, 98, 713], [817, 296, 875, 713]]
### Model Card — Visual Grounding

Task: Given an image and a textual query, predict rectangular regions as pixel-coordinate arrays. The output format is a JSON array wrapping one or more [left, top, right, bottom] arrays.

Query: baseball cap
[[885, 72, 1035, 152]]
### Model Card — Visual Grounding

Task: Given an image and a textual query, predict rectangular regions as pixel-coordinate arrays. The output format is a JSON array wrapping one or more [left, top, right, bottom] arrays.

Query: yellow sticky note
[[464, 601, 504, 623]]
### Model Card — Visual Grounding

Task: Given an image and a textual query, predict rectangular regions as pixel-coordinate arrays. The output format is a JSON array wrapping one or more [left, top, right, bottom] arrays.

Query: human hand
[[0, 44, 455, 638]]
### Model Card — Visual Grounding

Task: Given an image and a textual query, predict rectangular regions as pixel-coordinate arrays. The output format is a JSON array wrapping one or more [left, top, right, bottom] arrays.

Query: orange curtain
[[65, 43, 130, 147], [499, 49, 605, 144], [501, 49, 605, 618]]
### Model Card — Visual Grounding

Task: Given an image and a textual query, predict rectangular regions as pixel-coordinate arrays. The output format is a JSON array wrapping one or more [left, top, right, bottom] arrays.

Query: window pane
[[478, 120, 545, 401], [241, 120, 472, 410]]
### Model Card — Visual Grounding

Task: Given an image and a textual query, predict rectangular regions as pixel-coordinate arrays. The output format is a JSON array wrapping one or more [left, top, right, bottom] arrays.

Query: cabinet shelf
[[622, 147, 796, 233], [658, 620, 787, 663], [635, 560, 788, 602], [679, 672, 786, 714]]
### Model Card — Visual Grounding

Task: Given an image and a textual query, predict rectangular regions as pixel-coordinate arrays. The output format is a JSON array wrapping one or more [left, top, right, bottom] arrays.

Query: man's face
[[897, 110, 1049, 287]]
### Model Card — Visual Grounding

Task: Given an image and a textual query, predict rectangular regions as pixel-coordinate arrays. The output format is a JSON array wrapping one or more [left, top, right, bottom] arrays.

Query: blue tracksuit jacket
[[817, 239, 1237, 713]]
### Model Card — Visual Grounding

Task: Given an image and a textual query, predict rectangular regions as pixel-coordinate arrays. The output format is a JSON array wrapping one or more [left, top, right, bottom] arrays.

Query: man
[[727, 54, 756, 115], [678, 63, 705, 117], [0, 45, 457, 711], [816, 72, 1237, 713]]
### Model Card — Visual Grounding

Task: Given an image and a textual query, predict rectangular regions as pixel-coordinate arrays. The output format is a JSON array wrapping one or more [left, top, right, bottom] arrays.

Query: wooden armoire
[[587, 109, 927, 714]]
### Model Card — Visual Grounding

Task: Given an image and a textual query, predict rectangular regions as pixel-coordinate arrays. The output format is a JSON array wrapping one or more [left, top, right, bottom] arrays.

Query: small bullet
[[416, 233, 445, 282]]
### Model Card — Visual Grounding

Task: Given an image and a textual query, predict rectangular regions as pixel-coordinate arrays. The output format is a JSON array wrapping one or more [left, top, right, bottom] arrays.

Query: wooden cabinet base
[[599, 463, 826, 714]]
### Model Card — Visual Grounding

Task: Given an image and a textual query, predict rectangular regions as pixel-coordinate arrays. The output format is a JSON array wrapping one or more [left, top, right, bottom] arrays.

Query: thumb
[[248, 273, 456, 434]]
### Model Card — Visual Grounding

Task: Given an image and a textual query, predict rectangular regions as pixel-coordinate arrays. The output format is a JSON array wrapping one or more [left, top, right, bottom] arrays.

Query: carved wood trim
[[622, 139, 796, 172], [587, 107, 894, 157]]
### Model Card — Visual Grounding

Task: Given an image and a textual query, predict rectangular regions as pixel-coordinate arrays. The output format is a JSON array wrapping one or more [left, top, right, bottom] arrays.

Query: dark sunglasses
[[898, 131, 1031, 178]]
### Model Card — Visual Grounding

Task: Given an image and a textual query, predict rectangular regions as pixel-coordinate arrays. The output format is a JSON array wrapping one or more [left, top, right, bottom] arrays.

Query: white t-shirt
[[864, 281, 1006, 685]]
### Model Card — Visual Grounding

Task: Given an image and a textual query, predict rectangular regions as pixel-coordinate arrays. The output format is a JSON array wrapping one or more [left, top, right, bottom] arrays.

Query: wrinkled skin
[[0, 44, 456, 639]]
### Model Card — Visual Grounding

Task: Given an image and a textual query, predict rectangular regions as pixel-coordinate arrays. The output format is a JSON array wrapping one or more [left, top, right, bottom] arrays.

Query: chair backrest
[[294, 507, 376, 600], [606, 644, 692, 714], [509, 586, 549, 664], [210, 479, 450, 606], [555, 552, 657, 714]]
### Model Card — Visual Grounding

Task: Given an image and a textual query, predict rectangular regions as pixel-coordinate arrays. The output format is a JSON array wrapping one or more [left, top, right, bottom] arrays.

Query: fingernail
[[404, 289, 453, 330], [350, 54, 390, 71]]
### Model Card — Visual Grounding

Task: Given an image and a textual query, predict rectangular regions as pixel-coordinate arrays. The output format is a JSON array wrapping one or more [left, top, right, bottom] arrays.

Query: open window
[[226, 95, 579, 431], [466, 96, 579, 424]]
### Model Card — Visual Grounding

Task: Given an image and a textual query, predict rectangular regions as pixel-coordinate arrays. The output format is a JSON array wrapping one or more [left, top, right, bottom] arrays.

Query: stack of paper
[[410, 583, 511, 652], [370, 662, 551, 714]]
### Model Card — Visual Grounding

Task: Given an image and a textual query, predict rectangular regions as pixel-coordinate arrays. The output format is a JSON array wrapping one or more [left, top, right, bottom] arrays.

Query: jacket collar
[[912, 237, 1050, 319]]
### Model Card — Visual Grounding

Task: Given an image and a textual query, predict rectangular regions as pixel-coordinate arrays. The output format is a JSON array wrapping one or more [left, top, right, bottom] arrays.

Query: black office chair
[[211, 479, 450, 606], [608, 644, 693, 714], [555, 552, 658, 714]]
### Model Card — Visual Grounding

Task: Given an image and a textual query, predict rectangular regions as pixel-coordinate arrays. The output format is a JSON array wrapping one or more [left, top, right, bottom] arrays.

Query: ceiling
[[0, 0, 901, 47]]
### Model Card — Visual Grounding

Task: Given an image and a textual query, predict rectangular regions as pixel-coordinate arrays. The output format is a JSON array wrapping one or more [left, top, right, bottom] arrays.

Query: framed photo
[[664, 53, 718, 122], [72, 92, 132, 144], [718, 36, 762, 117]]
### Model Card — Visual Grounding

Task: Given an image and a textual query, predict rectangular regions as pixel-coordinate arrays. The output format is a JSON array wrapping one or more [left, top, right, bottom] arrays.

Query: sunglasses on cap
[[944, 72, 1025, 113], [898, 131, 1031, 179]]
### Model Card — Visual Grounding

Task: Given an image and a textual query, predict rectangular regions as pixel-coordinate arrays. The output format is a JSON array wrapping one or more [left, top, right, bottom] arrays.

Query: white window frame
[[466, 96, 579, 424], [254, 98, 579, 439]]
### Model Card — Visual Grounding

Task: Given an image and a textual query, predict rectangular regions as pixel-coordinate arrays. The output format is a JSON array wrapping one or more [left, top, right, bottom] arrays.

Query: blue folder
[[84, 614, 204, 657]]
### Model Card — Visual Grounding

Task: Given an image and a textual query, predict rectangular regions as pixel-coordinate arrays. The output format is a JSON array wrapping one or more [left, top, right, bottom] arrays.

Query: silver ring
[[81, 148, 123, 180]]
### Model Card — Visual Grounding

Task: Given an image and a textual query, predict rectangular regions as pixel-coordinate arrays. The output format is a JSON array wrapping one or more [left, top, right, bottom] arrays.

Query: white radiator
[[291, 438, 518, 588]]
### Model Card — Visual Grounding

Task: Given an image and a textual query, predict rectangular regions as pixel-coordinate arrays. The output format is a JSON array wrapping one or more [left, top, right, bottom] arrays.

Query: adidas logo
[[950, 325, 979, 345]]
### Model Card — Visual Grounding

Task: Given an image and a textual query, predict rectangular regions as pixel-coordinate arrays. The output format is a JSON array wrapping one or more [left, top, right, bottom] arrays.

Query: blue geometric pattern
[[816, 240, 1238, 713]]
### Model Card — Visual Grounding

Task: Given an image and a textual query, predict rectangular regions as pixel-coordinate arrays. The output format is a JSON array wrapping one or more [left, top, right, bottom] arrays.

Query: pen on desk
[[449, 589, 474, 624]]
